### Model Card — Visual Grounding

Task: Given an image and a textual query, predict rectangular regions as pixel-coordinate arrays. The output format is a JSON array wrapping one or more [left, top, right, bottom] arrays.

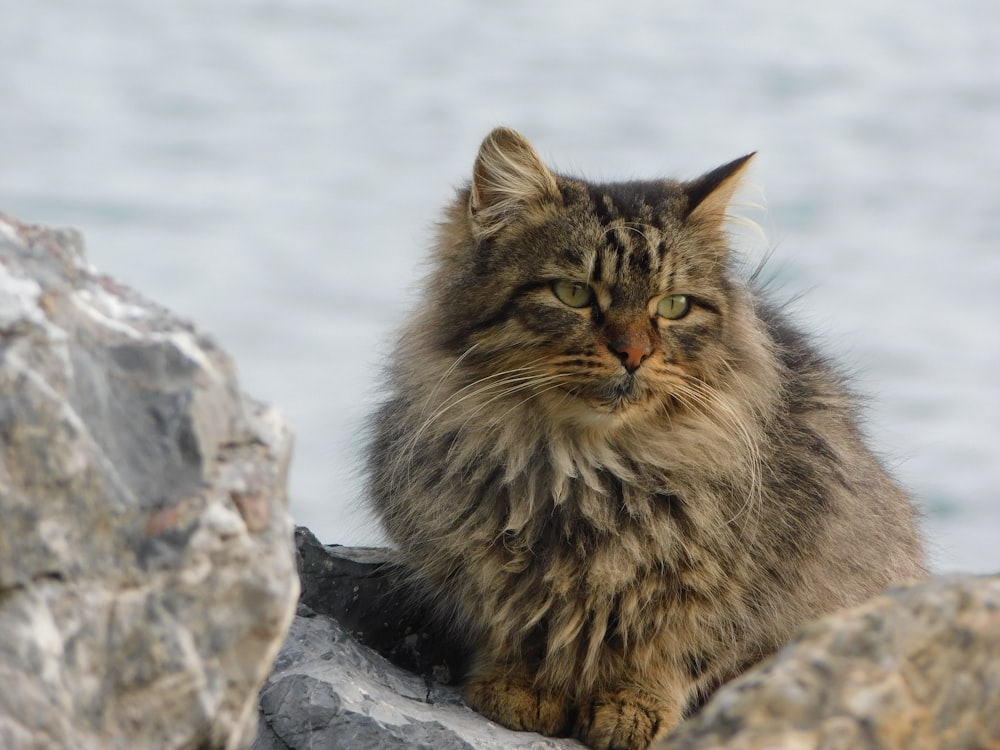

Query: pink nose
[[611, 338, 652, 373]]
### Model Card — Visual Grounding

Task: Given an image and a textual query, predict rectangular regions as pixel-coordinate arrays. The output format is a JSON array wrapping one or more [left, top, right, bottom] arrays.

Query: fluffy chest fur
[[375, 380, 813, 708]]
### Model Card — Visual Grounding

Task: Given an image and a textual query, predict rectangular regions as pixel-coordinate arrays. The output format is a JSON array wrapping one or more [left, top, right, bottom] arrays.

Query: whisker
[[471, 377, 572, 437], [423, 342, 480, 411], [388, 361, 567, 493], [616, 222, 652, 245], [386, 369, 573, 547], [671, 377, 764, 538]]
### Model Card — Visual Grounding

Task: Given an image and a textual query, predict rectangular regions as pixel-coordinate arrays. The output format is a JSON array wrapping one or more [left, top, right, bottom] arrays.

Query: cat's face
[[429, 128, 754, 425]]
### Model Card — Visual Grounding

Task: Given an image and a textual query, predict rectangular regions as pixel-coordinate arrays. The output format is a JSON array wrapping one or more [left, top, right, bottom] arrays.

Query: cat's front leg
[[575, 687, 679, 750], [464, 663, 571, 737]]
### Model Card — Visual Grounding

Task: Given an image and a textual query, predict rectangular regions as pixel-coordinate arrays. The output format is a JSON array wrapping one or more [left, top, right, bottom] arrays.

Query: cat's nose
[[611, 338, 652, 373]]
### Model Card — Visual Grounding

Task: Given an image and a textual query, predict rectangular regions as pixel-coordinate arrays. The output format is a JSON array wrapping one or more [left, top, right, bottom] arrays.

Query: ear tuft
[[684, 153, 757, 229], [470, 127, 560, 236]]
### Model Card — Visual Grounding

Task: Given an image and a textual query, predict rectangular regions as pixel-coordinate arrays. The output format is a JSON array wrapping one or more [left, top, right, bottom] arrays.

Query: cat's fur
[[366, 127, 925, 750]]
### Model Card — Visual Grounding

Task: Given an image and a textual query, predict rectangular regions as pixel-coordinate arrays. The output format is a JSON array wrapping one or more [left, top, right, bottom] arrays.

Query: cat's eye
[[551, 280, 595, 308], [657, 294, 691, 320]]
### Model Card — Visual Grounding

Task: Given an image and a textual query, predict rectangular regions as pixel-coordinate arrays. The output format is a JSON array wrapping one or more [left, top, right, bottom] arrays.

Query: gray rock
[[655, 574, 1000, 750], [0, 213, 299, 749]]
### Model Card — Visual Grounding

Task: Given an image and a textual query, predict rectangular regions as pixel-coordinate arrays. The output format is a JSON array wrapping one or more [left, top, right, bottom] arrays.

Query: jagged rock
[[0, 214, 299, 750], [654, 574, 1000, 750], [261, 531, 1000, 750]]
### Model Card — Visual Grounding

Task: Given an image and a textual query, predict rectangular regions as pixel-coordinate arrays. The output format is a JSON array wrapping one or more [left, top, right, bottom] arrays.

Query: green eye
[[551, 280, 595, 308], [657, 294, 691, 320]]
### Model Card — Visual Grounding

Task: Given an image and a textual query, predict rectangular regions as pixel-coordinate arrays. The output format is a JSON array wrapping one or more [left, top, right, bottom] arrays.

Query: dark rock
[[294, 526, 469, 682]]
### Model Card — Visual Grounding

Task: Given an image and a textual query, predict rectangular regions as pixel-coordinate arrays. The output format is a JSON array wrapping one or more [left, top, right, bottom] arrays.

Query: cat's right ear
[[469, 127, 561, 238], [683, 152, 757, 229]]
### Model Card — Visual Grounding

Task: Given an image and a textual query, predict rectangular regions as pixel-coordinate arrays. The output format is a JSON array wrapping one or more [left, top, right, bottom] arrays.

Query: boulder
[[0, 214, 299, 749], [654, 574, 1000, 750], [263, 530, 1000, 750]]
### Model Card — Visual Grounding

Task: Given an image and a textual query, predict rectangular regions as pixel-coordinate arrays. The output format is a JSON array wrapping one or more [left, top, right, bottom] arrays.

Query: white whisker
[[387, 358, 569, 495], [671, 377, 764, 538]]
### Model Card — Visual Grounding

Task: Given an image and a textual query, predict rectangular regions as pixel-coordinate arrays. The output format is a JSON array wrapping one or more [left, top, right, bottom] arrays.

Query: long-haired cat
[[366, 127, 925, 750]]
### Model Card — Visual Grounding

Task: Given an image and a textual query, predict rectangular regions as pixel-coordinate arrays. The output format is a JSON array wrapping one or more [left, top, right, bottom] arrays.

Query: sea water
[[2, 0, 998, 571]]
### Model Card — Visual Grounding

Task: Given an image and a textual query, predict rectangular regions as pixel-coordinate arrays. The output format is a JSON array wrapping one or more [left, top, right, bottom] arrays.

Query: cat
[[365, 127, 925, 750]]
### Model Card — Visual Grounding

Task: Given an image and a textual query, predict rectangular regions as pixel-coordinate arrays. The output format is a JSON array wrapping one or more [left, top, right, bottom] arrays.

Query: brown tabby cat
[[366, 127, 925, 750]]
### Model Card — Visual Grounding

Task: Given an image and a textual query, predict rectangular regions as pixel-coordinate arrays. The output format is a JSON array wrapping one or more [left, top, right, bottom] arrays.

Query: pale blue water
[[3, 1, 998, 572]]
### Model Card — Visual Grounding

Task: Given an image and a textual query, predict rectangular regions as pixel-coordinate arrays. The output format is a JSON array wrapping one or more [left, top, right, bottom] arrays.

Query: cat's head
[[421, 127, 760, 428]]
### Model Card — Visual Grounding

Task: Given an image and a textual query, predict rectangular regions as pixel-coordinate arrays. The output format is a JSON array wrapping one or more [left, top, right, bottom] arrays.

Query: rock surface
[[0, 214, 299, 749], [260, 531, 1000, 750], [654, 574, 1000, 750]]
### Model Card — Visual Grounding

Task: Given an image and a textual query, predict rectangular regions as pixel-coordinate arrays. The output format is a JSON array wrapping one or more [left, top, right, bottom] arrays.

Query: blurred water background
[[2, 1, 997, 572]]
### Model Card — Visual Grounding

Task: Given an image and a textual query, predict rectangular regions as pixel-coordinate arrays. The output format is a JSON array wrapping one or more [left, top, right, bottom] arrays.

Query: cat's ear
[[470, 127, 561, 237], [683, 153, 757, 228]]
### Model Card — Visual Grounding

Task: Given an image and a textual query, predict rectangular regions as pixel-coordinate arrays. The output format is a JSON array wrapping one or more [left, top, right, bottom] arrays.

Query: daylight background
[[3, 1, 997, 572]]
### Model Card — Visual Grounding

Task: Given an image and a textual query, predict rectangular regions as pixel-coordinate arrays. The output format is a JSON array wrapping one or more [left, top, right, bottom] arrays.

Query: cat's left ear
[[683, 153, 757, 228], [469, 127, 561, 238]]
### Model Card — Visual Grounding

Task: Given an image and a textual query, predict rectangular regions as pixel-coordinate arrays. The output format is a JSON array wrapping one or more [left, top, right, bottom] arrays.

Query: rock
[[262, 531, 1000, 750], [253, 528, 583, 749], [0, 213, 299, 749], [293, 527, 468, 681], [654, 575, 1000, 750]]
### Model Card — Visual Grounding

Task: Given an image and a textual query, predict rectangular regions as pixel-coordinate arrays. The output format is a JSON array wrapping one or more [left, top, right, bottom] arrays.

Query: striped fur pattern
[[366, 127, 925, 749]]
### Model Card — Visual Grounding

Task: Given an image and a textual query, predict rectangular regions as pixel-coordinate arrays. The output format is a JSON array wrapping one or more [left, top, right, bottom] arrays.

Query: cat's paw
[[464, 669, 570, 736], [575, 690, 676, 750]]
